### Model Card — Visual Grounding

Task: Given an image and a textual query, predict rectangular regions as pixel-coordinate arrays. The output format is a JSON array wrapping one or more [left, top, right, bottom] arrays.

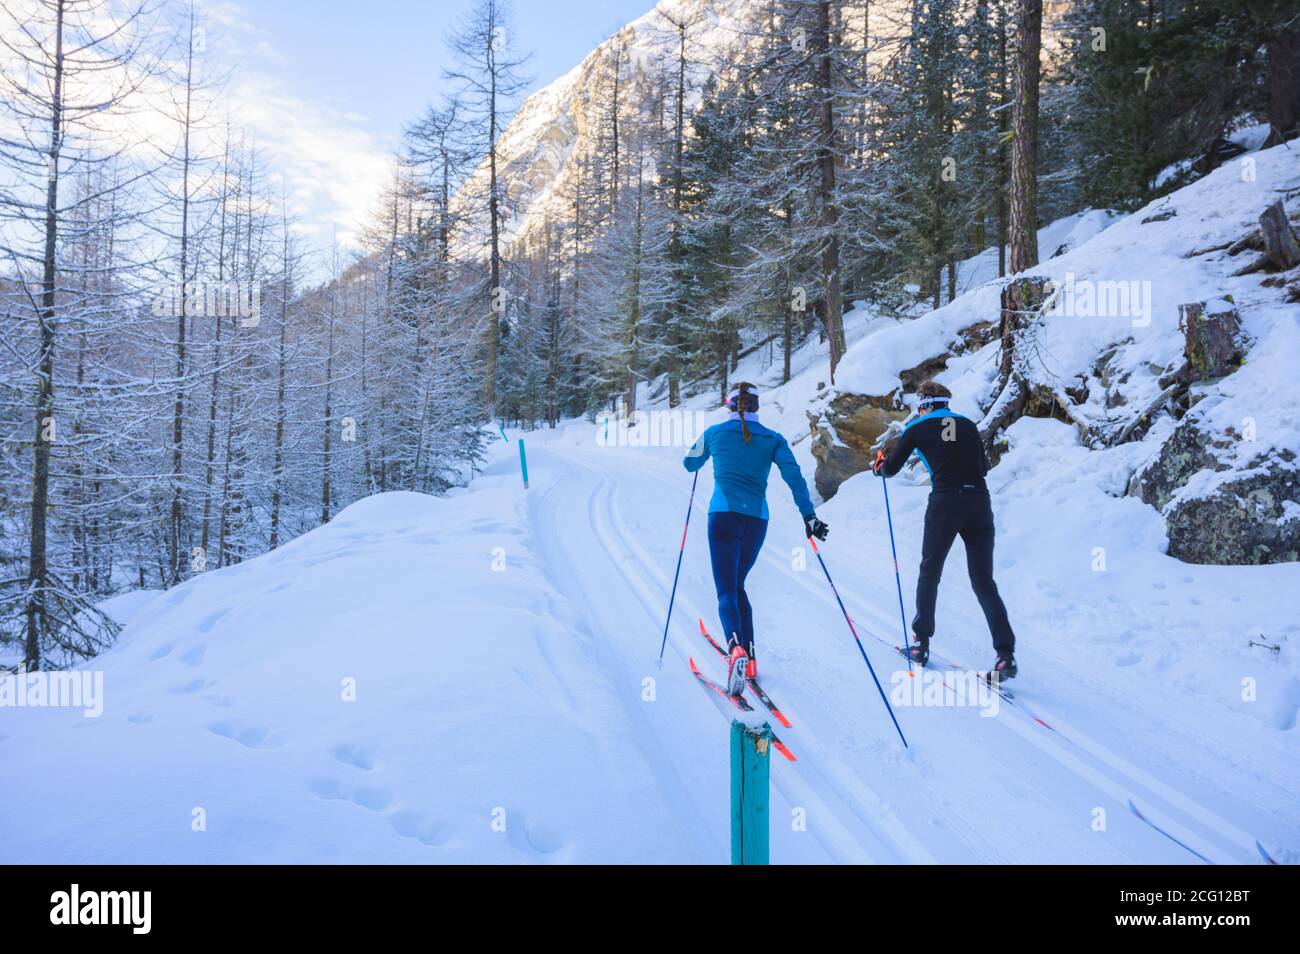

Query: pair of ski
[[893, 644, 1016, 702], [688, 619, 796, 762]]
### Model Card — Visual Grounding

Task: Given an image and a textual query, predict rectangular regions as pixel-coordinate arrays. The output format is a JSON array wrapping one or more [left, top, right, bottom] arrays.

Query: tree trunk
[[996, 2, 1009, 278], [999, 276, 1048, 382], [25, 0, 65, 671], [1008, 0, 1041, 275], [485, 34, 502, 417], [269, 204, 289, 548], [666, 16, 689, 409], [201, 137, 230, 559], [169, 10, 198, 585], [322, 298, 335, 525], [814, 0, 846, 380], [1266, 29, 1300, 146], [1180, 300, 1244, 380]]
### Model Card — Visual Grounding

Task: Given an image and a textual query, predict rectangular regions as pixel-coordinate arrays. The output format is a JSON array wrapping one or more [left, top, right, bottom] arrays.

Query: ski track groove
[[595, 460, 1025, 865], [579, 445, 1280, 865], [569, 450, 938, 864], [526, 456, 722, 862]]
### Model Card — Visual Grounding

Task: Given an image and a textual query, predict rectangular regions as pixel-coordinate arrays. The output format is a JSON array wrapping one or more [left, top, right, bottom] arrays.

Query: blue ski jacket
[[683, 418, 816, 521]]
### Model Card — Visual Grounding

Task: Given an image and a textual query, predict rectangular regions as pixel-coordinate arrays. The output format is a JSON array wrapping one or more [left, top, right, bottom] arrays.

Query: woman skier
[[872, 380, 1018, 679], [683, 382, 829, 695]]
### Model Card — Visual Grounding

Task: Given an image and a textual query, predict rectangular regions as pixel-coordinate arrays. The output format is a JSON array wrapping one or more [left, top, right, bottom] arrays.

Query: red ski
[[697, 619, 793, 728], [688, 657, 796, 762]]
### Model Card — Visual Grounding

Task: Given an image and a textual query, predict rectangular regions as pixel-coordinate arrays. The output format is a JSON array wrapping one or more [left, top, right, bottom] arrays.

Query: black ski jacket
[[880, 408, 989, 493]]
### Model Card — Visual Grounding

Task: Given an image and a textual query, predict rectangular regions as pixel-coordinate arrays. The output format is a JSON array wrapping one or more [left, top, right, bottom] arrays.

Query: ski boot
[[990, 651, 1017, 681], [906, 633, 930, 666], [726, 635, 750, 697]]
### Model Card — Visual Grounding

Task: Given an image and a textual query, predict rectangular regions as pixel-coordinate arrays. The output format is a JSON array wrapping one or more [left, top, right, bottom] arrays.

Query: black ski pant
[[911, 488, 1015, 654]]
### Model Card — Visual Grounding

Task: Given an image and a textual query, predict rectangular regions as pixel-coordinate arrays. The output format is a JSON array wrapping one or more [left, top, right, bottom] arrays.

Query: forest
[[2, 0, 1297, 671]]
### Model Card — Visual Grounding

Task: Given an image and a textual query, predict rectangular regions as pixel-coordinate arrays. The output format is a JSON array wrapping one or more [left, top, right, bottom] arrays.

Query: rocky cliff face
[[461, 0, 920, 260], [452, 0, 762, 259]]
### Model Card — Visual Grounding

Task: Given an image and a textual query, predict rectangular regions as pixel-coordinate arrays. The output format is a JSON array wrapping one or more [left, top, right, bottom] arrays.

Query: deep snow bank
[[0, 459, 692, 863]]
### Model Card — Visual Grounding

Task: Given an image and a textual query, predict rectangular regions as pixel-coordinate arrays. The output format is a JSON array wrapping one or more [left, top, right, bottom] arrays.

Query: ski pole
[[879, 473, 914, 675], [657, 470, 699, 665], [808, 536, 909, 749]]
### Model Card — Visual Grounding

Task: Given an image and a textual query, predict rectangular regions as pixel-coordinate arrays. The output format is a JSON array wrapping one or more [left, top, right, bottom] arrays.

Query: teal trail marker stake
[[730, 720, 771, 865], [517, 438, 529, 490]]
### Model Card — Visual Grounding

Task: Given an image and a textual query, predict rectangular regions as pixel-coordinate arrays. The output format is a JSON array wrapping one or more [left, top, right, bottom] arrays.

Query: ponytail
[[737, 382, 753, 443]]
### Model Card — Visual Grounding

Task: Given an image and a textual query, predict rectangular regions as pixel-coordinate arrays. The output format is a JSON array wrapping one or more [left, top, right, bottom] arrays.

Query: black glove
[[804, 514, 829, 541]]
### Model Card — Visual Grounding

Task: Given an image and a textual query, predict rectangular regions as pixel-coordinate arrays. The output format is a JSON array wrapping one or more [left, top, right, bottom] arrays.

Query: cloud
[[224, 69, 394, 249], [199, 1, 394, 260]]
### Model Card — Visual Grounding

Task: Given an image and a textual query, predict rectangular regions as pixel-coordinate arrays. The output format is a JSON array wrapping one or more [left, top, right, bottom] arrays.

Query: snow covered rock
[[1129, 411, 1300, 565], [1163, 455, 1300, 564], [1128, 416, 1232, 512]]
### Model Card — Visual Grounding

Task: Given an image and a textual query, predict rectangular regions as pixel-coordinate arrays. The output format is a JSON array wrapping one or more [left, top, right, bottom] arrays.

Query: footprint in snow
[[148, 642, 176, 661], [170, 677, 216, 694], [207, 720, 282, 749], [179, 644, 206, 667], [505, 811, 568, 857], [196, 607, 230, 634], [307, 777, 393, 812], [332, 742, 377, 771], [389, 810, 449, 847], [126, 713, 157, 724]]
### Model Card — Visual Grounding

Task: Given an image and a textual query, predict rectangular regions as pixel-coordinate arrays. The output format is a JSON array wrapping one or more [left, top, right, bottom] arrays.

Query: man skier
[[684, 382, 828, 695], [873, 380, 1018, 679]]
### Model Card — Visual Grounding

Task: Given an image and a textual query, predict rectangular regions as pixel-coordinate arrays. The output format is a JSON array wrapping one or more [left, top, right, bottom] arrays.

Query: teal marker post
[[517, 438, 529, 490], [730, 720, 772, 865]]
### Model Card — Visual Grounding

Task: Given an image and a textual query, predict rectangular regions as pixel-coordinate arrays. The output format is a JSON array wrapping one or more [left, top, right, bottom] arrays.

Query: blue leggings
[[707, 511, 768, 655]]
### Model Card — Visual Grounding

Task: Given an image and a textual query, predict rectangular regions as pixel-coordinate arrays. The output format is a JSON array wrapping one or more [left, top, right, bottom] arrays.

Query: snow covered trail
[[519, 425, 1296, 864], [2, 420, 1292, 864], [526, 439, 929, 864]]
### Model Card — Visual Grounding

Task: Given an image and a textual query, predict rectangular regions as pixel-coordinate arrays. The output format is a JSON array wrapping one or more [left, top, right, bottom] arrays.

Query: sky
[[200, 0, 657, 264]]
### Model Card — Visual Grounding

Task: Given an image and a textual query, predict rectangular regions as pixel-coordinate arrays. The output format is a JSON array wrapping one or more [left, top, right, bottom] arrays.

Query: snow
[[0, 473, 697, 863], [4, 399, 1296, 862]]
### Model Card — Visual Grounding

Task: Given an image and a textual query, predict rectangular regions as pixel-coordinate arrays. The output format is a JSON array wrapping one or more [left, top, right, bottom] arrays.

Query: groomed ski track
[[520, 433, 1295, 865]]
